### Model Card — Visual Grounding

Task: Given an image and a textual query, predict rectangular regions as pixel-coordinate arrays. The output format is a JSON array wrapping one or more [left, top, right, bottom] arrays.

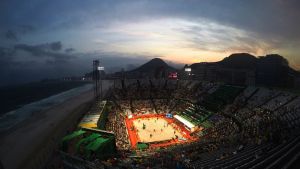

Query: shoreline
[[0, 83, 93, 133], [0, 81, 92, 115]]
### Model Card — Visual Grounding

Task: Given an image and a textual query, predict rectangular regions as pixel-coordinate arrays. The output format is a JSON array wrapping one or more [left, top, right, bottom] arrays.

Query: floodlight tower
[[98, 64, 104, 100], [93, 59, 105, 100], [93, 60, 100, 99], [185, 67, 192, 80]]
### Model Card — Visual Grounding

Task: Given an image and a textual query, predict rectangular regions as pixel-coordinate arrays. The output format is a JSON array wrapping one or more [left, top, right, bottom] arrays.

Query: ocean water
[[0, 84, 93, 132]]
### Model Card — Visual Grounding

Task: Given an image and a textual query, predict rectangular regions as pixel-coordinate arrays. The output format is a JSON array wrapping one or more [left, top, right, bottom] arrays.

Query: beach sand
[[0, 89, 94, 169], [133, 117, 183, 143]]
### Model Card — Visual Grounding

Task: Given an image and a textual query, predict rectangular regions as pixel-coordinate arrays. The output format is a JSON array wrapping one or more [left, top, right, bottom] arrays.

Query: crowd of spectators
[[97, 79, 300, 168], [106, 105, 131, 151]]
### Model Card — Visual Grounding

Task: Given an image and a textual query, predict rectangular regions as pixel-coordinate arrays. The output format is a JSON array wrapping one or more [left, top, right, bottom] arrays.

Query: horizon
[[1, 0, 300, 85]]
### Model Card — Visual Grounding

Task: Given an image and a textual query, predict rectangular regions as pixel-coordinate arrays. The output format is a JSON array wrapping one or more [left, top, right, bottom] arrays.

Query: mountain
[[258, 54, 289, 66], [216, 53, 292, 70], [185, 53, 299, 87], [112, 58, 176, 78], [218, 53, 257, 69], [130, 58, 176, 73]]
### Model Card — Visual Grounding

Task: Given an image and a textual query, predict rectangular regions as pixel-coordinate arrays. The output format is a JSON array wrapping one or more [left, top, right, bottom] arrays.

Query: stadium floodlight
[[98, 66, 104, 70], [185, 68, 191, 72]]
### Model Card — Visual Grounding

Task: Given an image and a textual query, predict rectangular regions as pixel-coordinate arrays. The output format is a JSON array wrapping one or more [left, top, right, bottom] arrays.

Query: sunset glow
[[1, 0, 300, 85]]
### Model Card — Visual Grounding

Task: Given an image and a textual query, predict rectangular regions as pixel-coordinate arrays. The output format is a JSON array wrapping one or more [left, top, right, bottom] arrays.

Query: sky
[[1, 0, 300, 85]]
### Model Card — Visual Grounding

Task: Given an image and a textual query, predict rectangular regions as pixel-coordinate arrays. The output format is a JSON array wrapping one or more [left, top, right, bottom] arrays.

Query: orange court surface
[[125, 114, 196, 149], [134, 118, 183, 143]]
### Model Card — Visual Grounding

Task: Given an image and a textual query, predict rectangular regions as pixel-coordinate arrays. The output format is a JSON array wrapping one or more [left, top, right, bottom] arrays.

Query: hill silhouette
[[218, 53, 257, 69], [186, 53, 299, 87], [109, 58, 176, 78], [130, 58, 176, 73]]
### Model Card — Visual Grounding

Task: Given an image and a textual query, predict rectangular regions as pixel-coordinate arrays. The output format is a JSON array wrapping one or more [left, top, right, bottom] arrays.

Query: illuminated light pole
[[185, 67, 192, 80], [93, 59, 104, 100], [93, 60, 100, 99], [98, 66, 104, 100]]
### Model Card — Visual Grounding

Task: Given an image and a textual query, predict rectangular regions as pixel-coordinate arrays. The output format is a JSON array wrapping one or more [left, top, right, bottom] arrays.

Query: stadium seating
[[60, 79, 300, 169]]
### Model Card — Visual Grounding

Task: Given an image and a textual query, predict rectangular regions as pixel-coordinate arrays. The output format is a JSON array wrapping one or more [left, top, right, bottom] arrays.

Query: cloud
[[0, 47, 14, 69], [49, 41, 62, 51], [2, 0, 299, 41], [18, 25, 35, 35], [0, 42, 77, 86], [46, 0, 300, 40], [14, 41, 69, 62], [176, 22, 281, 56], [0, 44, 157, 86], [65, 48, 75, 53], [2, 25, 36, 42], [1, 0, 299, 79], [0, 46, 39, 86], [5, 30, 18, 41], [2, 1, 299, 48]]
